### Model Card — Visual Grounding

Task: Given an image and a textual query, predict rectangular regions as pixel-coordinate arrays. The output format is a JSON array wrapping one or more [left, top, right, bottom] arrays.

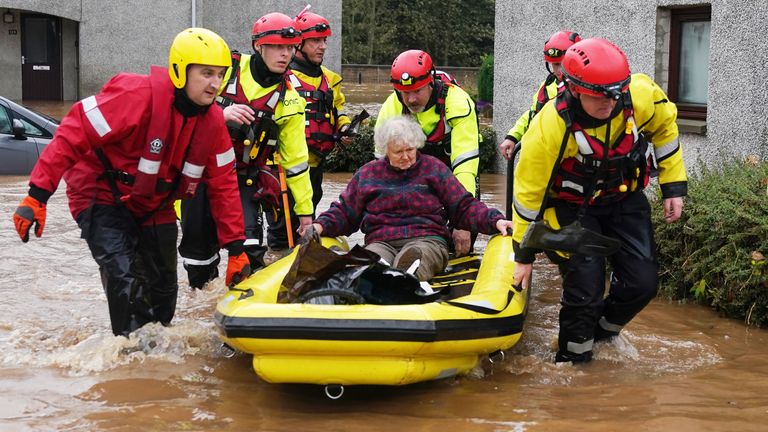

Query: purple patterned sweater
[[315, 154, 503, 244]]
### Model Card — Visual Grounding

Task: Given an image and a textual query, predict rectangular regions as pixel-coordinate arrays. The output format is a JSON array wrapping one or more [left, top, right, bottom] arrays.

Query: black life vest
[[287, 71, 337, 156], [216, 52, 284, 171], [551, 91, 653, 205]]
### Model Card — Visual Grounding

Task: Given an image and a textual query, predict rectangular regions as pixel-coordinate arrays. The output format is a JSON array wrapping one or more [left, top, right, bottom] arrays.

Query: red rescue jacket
[[29, 67, 244, 245]]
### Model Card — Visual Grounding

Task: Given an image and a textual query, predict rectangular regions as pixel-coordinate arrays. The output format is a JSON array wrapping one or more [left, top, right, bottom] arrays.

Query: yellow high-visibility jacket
[[219, 53, 313, 216], [506, 76, 561, 142], [512, 73, 687, 248], [377, 84, 480, 196]]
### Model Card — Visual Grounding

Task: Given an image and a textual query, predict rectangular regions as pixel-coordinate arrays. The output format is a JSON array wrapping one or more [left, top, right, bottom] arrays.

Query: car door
[[0, 103, 43, 175]]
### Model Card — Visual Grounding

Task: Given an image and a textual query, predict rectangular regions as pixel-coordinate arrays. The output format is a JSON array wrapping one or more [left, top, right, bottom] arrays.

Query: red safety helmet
[[561, 38, 631, 100], [295, 10, 332, 39], [252, 12, 301, 46], [543, 31, 581, 63], [390, 50, 434, 91]]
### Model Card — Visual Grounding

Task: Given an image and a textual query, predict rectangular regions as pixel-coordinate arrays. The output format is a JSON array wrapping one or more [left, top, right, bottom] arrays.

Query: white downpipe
[[191, 0, 197, 27]]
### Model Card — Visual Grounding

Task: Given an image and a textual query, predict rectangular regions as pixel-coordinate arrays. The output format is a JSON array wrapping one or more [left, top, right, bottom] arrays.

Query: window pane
[[678, 20, 710, 104], [0, 108, 11, 134], [19, 117, 45, 137]]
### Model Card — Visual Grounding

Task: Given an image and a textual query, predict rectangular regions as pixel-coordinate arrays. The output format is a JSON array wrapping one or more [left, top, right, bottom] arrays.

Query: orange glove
[[13, 195, 46, 243], [226, 252, 251, 287]]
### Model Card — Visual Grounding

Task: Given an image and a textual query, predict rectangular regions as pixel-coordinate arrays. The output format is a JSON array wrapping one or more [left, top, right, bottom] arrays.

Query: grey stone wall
[[0, 0, 341, 100], [494, 0, 768, 172], [78, 0, 341, 97], [0, 9, 22, 100], [0, 0, 81, 21], [61, 18, 78, 100], [78, 0, 191, 96]]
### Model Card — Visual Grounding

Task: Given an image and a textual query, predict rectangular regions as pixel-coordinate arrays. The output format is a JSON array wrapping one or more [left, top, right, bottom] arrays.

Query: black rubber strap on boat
[[443, 290, 514, 315]]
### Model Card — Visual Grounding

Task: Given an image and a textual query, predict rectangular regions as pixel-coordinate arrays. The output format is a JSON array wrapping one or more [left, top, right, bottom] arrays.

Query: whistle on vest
[[249, 131, 267, 160], [243, 125, 255, 146], [625, 120, 634, 136]]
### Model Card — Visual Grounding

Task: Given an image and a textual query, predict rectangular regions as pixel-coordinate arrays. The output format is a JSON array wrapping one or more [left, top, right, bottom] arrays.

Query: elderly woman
[[302, 115, 513, 281]]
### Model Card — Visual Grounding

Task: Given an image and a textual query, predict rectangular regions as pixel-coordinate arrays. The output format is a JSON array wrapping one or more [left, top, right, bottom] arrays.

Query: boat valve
[[488, 350, 505, 364], [219, 343, 237, 358], [324, 384, 345, 400]]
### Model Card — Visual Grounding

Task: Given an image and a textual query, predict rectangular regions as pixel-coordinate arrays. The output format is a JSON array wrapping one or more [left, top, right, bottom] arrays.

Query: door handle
[[21, 56, 25, 65]]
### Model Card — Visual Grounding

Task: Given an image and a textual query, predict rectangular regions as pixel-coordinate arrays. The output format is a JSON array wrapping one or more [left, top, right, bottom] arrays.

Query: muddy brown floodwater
[[0, 101, 766, 431]]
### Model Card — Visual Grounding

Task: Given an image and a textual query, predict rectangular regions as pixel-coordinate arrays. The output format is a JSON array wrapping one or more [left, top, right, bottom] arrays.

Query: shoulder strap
[[533, 92, 573, 221], [227, 51, 242, 87], [434, 79, 449, 116]]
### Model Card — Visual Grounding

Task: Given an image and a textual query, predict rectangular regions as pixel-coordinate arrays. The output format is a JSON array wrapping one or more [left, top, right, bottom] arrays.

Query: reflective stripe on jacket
[[288, 66, 350, 163], [507, 73, 562, 142], [511, 73, 687, 247], [219, 53, 313, 216], [550, 90, 652, 204], [29, 68, 244, 246]]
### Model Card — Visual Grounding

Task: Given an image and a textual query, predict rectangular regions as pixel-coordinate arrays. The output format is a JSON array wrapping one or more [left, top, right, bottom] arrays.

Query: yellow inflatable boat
[[214, 234, 527, 390]]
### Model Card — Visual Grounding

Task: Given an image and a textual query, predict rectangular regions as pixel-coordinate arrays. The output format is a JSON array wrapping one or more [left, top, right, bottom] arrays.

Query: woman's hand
[[496, 219, 514, 235], [298, 222, 323, 237]]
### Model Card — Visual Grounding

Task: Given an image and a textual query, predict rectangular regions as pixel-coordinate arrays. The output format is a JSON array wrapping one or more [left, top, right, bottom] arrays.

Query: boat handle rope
[[444, 290, 514, 315]]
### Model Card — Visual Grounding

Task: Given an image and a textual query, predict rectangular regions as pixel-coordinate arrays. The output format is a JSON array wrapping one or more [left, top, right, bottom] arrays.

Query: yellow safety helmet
[[168, 27, 231, 89]]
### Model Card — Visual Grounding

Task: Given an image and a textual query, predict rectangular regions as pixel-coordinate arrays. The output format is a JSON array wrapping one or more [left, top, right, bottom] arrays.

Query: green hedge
[[324, 119, 377, 172], [652, 159, 768, 326], [477, 54, 494, 103], [325, 118, 498, 174]]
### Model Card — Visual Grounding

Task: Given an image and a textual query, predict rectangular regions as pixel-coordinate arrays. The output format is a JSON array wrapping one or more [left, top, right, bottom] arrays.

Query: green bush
[[324, 117, 497, 174], [324, 120, 376, 172], [479, 126, 497, 173], [477, 54, 494, 103], [652, 159, 768, 326]]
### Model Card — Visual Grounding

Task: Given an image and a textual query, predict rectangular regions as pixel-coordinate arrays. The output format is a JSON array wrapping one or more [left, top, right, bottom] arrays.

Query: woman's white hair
[[373, 115, 426, 158]]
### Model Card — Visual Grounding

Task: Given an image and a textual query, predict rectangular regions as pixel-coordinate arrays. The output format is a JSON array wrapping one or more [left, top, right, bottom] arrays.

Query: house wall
[[493, 0, 768, 172], [0, 0, 342, 100]]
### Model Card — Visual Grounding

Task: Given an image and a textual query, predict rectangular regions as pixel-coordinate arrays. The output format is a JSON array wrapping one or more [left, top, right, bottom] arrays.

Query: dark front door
[[21, 14, 62, 100]]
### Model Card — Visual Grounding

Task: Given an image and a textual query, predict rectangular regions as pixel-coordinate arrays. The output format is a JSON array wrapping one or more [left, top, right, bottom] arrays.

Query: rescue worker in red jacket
[[377, 50, 481, 257], [268, 8, 351, 251], [512, 38, 687, 363], [12, 28, 249, 337], [178, 13, 313, 288], [499, 30, 581, 159]]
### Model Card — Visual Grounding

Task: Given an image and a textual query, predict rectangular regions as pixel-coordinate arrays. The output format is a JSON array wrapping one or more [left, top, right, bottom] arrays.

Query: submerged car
[[0, 96, 59, 175]]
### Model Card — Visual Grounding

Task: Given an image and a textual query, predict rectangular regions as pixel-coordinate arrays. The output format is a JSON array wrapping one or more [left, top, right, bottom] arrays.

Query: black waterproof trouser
[[178, 183, 221, 289], [266, 164, 323, 249], [179, 176, 266, 289], [548, 191, 658, 362], [77, 204, 178, 337]]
